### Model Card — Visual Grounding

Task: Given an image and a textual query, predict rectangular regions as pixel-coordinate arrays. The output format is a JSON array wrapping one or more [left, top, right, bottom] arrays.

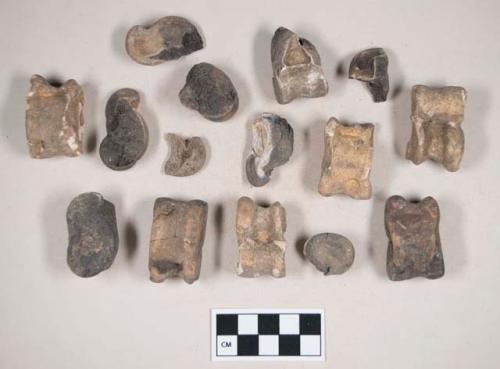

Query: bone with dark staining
[[304, 233, 355, 275], [406, 85, 466, 172], [164, 133, 206, 176], [245, 113, 294, 187], [99, 88, 148, 170], [385, 195, 444, 281], [271, 27, 328, 104], [236, 197, 286, 278], [126, 16, 203, 65], [318, 117, 374, 199], [149, 198, 208, 284], [66, 192, 119, 278], [349, 48, 389, 102], [25, 74, 84, 158], [179, 63, 239, 122]]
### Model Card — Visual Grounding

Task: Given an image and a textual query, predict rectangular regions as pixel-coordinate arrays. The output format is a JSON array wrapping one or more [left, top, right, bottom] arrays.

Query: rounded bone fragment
[[126, 16, 203, 65], [179, 62, 239, 121], [164, 133, 206, 176], [349, 48, 389, 102], [304, 233, 355, 275], [99, 88, 148, 171], [25, 74, 85, 158], [271, 27, 328, 104], [245, 113, 294, 187], [66, 192, 119, 278]]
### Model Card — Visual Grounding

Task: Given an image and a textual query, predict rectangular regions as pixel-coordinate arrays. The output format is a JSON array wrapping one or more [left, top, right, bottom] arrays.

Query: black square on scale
[[258, 314, 280, 335], [217, 314, 238, 335], [300, 314, 321, 335], [237, 335, 259, 356], [279, 335, 300, 356]]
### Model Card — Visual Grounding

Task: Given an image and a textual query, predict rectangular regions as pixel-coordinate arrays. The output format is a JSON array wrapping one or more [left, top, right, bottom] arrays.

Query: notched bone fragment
[[149, 198, 208, 284], [271, 27, 328, 104], [25, 74, 84, 158], [236, 197, 286, 278], [349, 48, 389, 102], [99, 88, 148, 170], [385, 195, 444, 281], [245, 113, 294, 186], [126, 16, 203, 65], [179, 63, 239, 122], [66, 192, 119, 278], [318, 118, 374, 199], [406, 85, 466, 172], [164, 133, 206, 176], [304, 233, 355, 275]]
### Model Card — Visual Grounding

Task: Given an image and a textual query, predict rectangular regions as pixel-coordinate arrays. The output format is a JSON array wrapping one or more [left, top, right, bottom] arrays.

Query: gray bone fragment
[[304, 233, 355, 275], [349, 48, 389, 102], [164, 133, 207, 176]]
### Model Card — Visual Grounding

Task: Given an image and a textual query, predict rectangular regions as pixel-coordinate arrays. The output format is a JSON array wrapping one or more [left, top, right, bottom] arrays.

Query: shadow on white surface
[[462, 87, 490, 169], [439, 196, 466, 277], [81, 81, 99, 155], [253, 26, 274, 101], [367, 191, 388, 278], [301, 115, 326, 194], [111, 23, 131, 61]]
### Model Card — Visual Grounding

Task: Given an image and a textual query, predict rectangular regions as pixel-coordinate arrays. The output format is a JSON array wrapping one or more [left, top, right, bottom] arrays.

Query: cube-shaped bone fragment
[[236, 197, 286, 278]]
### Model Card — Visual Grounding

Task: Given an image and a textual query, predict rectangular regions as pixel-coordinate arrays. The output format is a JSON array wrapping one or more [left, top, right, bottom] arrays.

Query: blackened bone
[[349, 48, 389, 102]]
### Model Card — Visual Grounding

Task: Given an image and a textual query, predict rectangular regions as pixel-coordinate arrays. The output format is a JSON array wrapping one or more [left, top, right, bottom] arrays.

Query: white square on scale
[[300, 335, 321, 356], [217, 335, 237, 356], [238, 314, 258, 334], [259, 335, 279, 356], [279, 314, 300, 334]]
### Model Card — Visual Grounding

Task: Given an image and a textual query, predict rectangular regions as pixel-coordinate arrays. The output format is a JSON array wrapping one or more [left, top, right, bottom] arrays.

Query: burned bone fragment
[[349, 48, 389, 102], [164, 133, 206, 176], [25, 74, 84, 158], [99, 88, 148, 171], [318, 118, 374, 199], [385, 195, 444, 281], [149, 198, 208, 284], [304, 233, 355, 275], [236, 197, 286, 278], [126, 16, 203, 65], [179, 63, 239, 122], [406, 85, 466, 172], [245, 113, 294, 187], [66, 192, 119, 278], [271, 27, 328, 104]]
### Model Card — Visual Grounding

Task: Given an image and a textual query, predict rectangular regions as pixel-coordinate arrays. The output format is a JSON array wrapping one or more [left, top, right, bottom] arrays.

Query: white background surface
[[0, 0, 499, 368]]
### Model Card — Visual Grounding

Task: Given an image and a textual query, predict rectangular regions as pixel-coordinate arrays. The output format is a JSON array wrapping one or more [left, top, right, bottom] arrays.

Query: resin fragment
[[245, 113, 294, 186], [164, 133, 206, 176], [149, 198, 208, 284], [349, 48, 389, 102], [99, 88, 148, 170], [271, 27, 328, 104], [126, 16, 203, 65], [406, 85, 466, 172], [304, 233, 355, 275], [385, 195, 444, 281], [236, 197, 286, 278], [179, 63, 239, 121], [66, 192, 118, 278], [25, 74, 84, 158], [318, 118, 374, 199]]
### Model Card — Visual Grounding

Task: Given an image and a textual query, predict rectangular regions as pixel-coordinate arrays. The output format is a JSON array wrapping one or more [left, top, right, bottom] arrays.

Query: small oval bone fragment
[[179, 62, 239, 121], [66, 192, 119, 278], [245, 113, 294, 187], [126, 16, 203, 65], [271, 27, 328, 104], [164, 133, 206, 176], [25, 74, 85, 158], [99, 88, 148, 170], [349, 48, 389, 102], [304, 233, 355, 275]]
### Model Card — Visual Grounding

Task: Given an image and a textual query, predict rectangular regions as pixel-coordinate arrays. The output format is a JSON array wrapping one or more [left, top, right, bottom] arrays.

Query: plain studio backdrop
[[0, 0, 499, 368]]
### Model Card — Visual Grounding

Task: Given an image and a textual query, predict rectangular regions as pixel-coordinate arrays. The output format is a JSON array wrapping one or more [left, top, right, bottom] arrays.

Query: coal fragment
[[271, 27, 328, 104], [349, 48, 389, 102], [25, 74, 84, 158], [179, 63, 239, 121], [66, 192, 118, 278], [149, 198, 208, 284], [304, 233, 355, 275], [99, 88, 148, 170], [385, 195, 445, 281], [164, 133, 206, 176], [236, 197, 286, 278], [245, 113, 294, 186], [406, 85, 466, 171], [126, 16, 203, 65]]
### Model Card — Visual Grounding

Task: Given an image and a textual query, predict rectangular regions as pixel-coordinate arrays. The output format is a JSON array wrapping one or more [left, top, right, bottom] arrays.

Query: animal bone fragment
[[349, 48, 389, 102], [164, 133, 206, 176], [304, 233, 355, 275]]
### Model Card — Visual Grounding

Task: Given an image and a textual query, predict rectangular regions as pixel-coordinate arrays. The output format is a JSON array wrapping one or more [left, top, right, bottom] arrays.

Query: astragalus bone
[[349, 48, 389, 102], [318, 118, 374, 199], [25, 74, 84, 158], [236, 197, 286, 278], [164, 133, 206, 176], [271, 27, 328, 104], [245, 113, 294, 186]]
